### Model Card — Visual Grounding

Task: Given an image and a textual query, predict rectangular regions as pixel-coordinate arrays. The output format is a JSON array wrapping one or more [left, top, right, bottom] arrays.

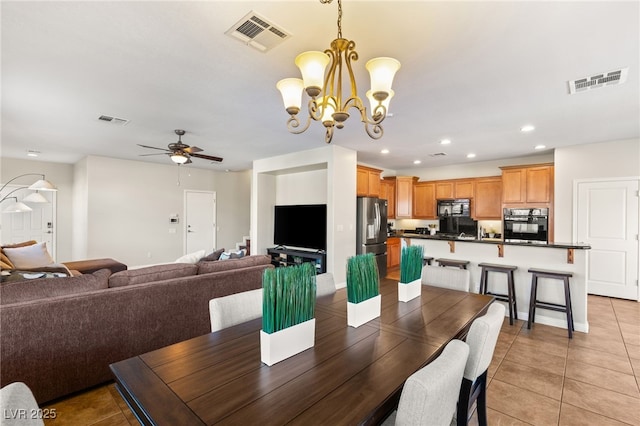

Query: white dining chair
[[316, 272, 336, 297], [0, 382, 44, 425], [422, 265, 471, 292], [383, 339, 470, 426], [209, 288, 263, 332], [456, 302, 505, 426]]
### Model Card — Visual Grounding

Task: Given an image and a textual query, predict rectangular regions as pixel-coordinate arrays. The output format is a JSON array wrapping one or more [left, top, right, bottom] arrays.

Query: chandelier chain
[[337, 0, 342, 39]]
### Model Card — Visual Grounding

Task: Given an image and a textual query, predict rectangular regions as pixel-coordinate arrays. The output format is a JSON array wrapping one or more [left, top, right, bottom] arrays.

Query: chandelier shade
[[276, 0, 400, 144], [367, 89, 394, 115]]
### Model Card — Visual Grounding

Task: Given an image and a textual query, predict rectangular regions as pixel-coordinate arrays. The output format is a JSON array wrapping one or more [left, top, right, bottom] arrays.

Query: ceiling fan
[[137, 130, 223, 164]]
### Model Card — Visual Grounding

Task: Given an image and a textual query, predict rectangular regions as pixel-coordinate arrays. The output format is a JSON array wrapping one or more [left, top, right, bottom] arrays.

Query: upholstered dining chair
[[382, 339, 470, 426], [422, 265, 471, 292], [456, 302, 505, 426], [209, 288, 263, 332], [316, 272, 336, 297], [0, 382, 44, 425]]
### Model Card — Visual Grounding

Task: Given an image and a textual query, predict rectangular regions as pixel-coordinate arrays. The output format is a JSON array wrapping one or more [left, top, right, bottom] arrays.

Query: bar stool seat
[[422, 256, 434, 266], [527, 268, 574, 338], [478, 263, 518, 325], [436, 258, 470, 269]]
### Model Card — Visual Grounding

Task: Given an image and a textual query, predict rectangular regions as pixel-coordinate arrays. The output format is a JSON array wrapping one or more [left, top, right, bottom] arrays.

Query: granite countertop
[[397, 233, 591, 249]]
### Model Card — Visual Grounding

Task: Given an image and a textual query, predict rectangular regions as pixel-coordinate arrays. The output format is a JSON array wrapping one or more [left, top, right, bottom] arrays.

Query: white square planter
[[260, 318, 315, 366], [347, 294, 381, 328], [398, 278, 422, 302]]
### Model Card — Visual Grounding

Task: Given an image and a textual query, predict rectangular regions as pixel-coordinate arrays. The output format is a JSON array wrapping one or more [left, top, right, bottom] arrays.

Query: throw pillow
[[3, 242, 54, 269], [219, 249, 246, 261], [175, 249, 207, 264], [0, 268, 111, 305], [200, 248, 225, 262], [1, 240, 37, 270]]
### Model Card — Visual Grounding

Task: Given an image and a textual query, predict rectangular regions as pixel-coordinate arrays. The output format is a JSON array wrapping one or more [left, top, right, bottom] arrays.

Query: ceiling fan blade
[[139, 153, 171, 157], [137, 144, 171, 152], [184, 146, 203, 154], [191, 153, 223, 162]]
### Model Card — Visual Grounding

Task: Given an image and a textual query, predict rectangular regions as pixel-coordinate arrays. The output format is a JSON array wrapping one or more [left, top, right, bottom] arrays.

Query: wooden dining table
[[110, 279, 494, 426]]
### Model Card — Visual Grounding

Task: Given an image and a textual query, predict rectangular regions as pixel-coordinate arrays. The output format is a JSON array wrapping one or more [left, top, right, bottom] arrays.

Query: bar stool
[[527, 268, 574, 338], [422, 256, 434, 266], [478, 263, 518, 325], [436, 258, 470, 269]]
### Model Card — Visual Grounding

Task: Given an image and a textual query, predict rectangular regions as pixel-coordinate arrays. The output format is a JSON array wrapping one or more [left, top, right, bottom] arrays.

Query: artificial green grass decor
[[262, 263, 317, 334], [400, 245, 424, 284], [346, 253, 380, 304]]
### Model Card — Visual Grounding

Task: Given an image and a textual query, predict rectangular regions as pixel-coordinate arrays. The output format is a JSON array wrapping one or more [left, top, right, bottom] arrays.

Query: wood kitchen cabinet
[[413, 181, 437, 219], [387, 237, 401, 269], [500, 163, 553, 205], [435, 179, 474, 199], [455, 180, 475, 199], [435, 182, 454, 199], [383, 176, 417, 219], [357, 165, 382, 197], [379, 179, 396, 218], [473, 177, 502, 219]]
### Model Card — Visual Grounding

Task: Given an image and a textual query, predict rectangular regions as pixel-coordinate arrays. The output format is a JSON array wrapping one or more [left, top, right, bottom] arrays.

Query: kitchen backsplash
[[391, 218, 503, 235]]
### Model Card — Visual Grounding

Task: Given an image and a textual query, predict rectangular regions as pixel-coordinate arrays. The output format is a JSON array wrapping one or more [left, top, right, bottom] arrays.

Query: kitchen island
[[402, 233, 591, 333]]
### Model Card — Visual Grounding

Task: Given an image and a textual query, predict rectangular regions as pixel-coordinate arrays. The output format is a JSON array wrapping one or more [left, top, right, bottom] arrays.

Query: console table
[[110, 279, 493, 425]]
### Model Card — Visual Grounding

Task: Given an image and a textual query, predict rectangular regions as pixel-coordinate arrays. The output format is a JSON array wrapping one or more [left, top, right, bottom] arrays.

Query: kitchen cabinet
[[500, 163, 553, 205], [383, 176, 417, 219], [435, 179, 474, 199], [387, 237, 401, 269], [356, 165, 382, 197], [380, 179, 396, 218], [413, 182, 436, 219], [473, 177, 502, 219], [435, 182, 454, 199]]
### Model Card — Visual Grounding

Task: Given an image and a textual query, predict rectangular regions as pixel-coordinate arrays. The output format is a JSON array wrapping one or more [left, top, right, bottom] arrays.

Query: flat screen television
[[274, 204, 327, 251]]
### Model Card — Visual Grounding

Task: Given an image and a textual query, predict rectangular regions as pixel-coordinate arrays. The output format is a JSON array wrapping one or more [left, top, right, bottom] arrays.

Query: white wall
[[2, 156, 251, 266], [554, 138, 640, 242], [252, 145, 357, 285], [1, 158, 75, 261]]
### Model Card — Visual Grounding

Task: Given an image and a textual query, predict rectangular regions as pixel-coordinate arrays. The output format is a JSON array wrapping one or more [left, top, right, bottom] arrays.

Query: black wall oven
[[503, 208, 549, 244]]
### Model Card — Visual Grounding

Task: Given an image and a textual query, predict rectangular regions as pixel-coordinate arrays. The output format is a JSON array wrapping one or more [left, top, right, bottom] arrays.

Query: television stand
[[267, 247, 326, 274]]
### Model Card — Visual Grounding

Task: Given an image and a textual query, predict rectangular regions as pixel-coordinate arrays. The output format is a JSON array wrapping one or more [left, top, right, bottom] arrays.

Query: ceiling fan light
[[22, 192, 49, 203], [28, 179, 57, 191], [366, 57, 401, 97], [171, 153, 188, 164], [295, 51, 329, 96], [277, 78, 304, 114]]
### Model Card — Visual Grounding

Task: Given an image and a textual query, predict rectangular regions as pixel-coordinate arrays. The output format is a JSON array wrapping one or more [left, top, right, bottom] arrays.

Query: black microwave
[[437, 199, 471, 217]]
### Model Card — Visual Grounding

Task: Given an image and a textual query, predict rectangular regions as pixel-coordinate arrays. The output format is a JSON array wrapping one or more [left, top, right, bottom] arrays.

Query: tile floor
[[42, 291, 640, 426]]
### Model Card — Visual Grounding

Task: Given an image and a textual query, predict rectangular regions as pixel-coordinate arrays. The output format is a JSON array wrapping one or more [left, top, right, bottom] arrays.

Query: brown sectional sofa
[[0, 255, 273, 404]]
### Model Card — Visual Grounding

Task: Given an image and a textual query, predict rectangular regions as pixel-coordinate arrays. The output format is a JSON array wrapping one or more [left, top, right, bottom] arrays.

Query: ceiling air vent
[[568, 68, 628, 94], [429, 152, 448, 157], [98, 115, 130, 126], [225, 11, 291, 53]]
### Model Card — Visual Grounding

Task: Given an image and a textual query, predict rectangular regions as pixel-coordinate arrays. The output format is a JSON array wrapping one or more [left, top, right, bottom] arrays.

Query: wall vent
[[98, 115, 130, 126], [568, 68, 628, 94], [225, 11, 291, 52], [429, 152, 448, 157]]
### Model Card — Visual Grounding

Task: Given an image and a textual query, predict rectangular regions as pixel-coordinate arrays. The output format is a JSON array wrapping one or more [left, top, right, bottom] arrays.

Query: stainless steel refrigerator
[[356, 196, 388, 278]]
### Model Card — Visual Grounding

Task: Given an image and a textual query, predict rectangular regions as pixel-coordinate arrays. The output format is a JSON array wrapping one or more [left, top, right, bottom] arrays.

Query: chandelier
[[277, 0, 400, 144]]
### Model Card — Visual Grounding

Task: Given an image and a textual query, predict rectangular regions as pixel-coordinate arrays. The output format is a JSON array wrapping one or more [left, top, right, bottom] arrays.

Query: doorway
[[184, 190, 216, 255], [575, 178, 639, 300], [0, 185, 57, 258]]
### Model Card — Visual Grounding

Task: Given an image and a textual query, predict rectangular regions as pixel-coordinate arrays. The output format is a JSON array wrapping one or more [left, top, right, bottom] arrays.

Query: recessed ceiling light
[[520, 124, 535, 132], [466, 153, 476, 158], [440, 139, 451, 145], [27, 150, 40, 157], [381, 149, 390, 154], [534, 144, 546, 150], [413, 160, 421, 165]]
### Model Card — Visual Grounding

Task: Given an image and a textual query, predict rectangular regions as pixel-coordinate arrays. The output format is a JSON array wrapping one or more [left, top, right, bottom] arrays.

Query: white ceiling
[[2, 1, 638, 172]]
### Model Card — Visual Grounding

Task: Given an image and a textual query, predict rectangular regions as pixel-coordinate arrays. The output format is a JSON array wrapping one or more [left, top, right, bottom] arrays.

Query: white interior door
[[185, 190, 216, 255], [0, 186, 57, 259], [576, 179, 639, 300]]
